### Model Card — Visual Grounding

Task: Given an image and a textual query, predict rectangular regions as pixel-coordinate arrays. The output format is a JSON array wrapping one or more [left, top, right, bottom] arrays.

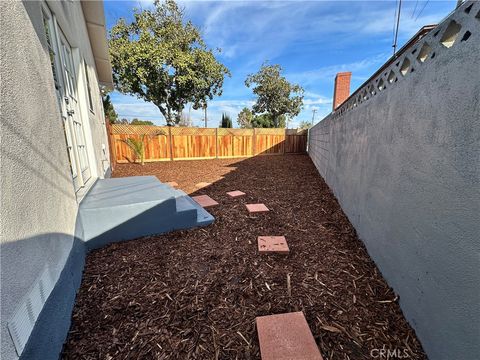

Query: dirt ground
[[63, 155, 426, 359]]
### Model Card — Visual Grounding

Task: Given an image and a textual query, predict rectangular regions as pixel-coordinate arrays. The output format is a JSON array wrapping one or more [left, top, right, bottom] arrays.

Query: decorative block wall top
[[323, 0, 478, 120]]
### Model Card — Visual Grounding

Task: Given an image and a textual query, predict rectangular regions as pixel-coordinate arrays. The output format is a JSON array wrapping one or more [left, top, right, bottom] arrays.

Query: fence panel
[[217, 128, 254, 158], [170, 127, 216, 159], [254, 128, 285, 155], [110, 124, 307, 163], [285, 129, 308, 154], [111, 125, 171, 162]]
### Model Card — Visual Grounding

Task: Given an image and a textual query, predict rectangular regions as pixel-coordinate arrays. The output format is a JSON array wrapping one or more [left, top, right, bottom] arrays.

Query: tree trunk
[[167, 107, 172, 126], [204, 106, 208, 128], [157, 105, 169, 125]]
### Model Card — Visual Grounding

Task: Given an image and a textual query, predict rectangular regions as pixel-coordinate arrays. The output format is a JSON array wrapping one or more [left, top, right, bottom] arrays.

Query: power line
[[392, 0, 402, 56], [411, 0, 419, 19], [415, 0, 429, 21], [392, 0, 399, 42]]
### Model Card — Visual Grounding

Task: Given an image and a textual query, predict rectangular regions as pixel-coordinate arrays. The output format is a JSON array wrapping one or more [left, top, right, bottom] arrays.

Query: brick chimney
[[333, 72, 352, 111]]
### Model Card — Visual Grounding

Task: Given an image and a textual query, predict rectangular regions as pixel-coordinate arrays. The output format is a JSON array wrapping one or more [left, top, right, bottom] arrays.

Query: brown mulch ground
[[63, 155, 426, 359]]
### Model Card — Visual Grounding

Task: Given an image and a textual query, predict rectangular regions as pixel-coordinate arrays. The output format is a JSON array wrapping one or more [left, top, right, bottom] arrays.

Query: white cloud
[[111, 92, 256, 127], [303, 96, 331, 106], [182, 1, 447, 66], [288, 52, 390, 85], [109, 0, 452, 128]]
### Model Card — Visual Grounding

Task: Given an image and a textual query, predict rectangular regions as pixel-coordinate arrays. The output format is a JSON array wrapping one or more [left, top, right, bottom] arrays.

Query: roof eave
[[81, 1, 114, 90]]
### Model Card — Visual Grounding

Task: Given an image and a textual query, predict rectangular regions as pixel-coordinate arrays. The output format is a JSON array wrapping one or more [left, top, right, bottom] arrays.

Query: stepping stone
[[166, 181, 178, 187], [256, 312, 323, 360], [227, 190, 246, 198], [246, 203, 269, 213], [258, 236, 289, 254], [192, 195, 219, 208], [195, 182, 211, 188]]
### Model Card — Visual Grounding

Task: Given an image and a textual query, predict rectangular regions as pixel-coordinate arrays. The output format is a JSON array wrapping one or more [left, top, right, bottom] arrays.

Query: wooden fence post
[[283, 129, 287, 154], [215, 128, 218, 159], [168, 126, 174, 161], [252, 128, 256, 156], [106, 119, 116, 170]]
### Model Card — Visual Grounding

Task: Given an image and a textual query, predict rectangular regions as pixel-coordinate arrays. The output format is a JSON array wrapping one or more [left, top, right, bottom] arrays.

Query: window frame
[[84, 60, 95, 113]]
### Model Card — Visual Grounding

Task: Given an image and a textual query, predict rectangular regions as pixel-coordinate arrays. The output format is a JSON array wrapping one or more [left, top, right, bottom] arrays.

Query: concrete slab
[[227, 190, 246, 198], [246, 203, 269, 213], [256, 312, 323, 360], [195, 182, 211, 188], [192, 195, 219, 208], [258, 236, 289, 254], [78, 176, 214, 250], [80, 176, 175, 209]]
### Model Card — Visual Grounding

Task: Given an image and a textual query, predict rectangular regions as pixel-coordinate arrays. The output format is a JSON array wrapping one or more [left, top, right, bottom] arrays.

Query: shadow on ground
[[62, 155, 426, 360]]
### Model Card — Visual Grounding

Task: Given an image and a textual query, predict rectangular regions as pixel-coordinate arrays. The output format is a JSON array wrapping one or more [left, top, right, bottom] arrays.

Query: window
[[60, 43, 76, 99], [84, 60, 94, 112]]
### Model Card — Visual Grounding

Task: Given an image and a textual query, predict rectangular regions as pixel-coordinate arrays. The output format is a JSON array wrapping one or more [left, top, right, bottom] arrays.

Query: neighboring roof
[[81, 1, 114, 90], [335, 25, 436, 113]]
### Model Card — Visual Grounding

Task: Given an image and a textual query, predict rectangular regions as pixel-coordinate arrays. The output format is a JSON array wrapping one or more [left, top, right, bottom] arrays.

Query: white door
[[43, 6, 94, 193], [42, 8, 80, 190], [58, 32, 91, 187]]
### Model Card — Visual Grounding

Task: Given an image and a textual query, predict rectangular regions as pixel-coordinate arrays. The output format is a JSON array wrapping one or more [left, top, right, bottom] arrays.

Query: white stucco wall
[[308, 2, 480, 359], [0, 1, 110, 359]]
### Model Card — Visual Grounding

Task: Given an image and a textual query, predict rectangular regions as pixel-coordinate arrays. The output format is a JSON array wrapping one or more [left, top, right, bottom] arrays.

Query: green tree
[[102, 94, 118, 124], [130, 118, 155, 125], [123, 135, 146, 165], [245, 63, 304, 127], [251, 113, 286, 128], [109, 0, 230, 125], [122, 129, 166, 165], [298, 120, 311, 130], [220, 113, 232, 128], [237, 107, 253, 128]]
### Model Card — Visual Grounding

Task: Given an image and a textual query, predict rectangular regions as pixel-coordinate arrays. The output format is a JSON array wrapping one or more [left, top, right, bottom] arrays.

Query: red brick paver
[[258, 236, 289, 254], [227, 190, 246, 198], [246, 203, 269, 213], [256, 312, 323, 360], [192, 195, 219, 208]]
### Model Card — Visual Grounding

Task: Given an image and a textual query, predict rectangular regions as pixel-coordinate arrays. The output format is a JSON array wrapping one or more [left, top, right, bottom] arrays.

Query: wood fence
[[109, 124, 307, 163]]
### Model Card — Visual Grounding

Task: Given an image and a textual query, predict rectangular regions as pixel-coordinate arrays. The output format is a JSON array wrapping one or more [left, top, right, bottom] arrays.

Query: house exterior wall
[[0, 1, 111, 359], [308, 2, 480, 359]]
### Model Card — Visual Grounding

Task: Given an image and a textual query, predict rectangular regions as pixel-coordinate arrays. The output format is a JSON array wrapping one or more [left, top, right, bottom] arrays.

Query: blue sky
[[104, 0, 456, 127]]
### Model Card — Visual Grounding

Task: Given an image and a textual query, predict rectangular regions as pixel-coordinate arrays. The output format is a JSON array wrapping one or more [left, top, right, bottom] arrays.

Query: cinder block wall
[[308, 2, 480, 359]]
